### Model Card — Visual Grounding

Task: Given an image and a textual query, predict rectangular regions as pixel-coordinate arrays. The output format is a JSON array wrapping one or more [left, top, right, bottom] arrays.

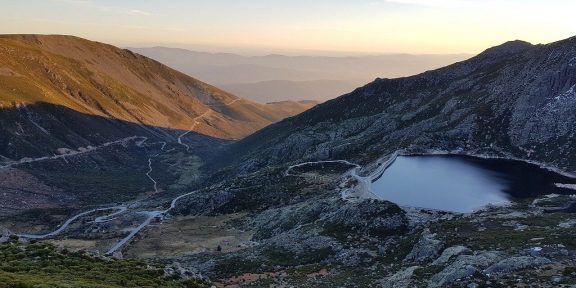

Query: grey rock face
[[164, 262, 207, 281], [428, 251, 504, 288], [0, 230, 11, 244], [483, 256, 551, 275], [248, 200, 333, 239], [558, 219, 576, 228], [333, 248, 377, 267], [428, 265, 477, 288], [432, 246, 472, 266], [320, 199, 408, 238], [173, 189, 232, 216], [379, 266, 419, 288], [404, 229, 444, 263]]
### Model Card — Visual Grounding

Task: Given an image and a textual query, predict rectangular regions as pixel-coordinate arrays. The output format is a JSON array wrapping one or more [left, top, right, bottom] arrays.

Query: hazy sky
[[1, 0, 575, 55]]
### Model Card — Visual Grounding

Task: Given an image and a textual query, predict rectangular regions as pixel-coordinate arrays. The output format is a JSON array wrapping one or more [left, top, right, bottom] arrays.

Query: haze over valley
[[130, 47, 470, 103]]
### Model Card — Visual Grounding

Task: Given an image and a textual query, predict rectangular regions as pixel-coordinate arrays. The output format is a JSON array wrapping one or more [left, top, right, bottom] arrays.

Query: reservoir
[[371, 155, 576, 213]]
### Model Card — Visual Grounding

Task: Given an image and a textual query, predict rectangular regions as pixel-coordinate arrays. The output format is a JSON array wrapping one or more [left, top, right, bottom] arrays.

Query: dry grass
[[124, 213, 253, 258], [0, 35, 309, 139]]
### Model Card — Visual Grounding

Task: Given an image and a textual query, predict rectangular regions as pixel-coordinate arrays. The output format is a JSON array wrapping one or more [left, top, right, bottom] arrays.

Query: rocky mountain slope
[[221, 37, 576, 175], [153, 36, 576, 287]]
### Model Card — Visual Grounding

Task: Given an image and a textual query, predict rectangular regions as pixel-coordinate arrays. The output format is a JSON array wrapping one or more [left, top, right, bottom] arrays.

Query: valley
[[1, 33, 576, 288]]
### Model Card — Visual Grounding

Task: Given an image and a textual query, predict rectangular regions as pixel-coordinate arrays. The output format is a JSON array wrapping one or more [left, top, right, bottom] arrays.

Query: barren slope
[[0, 34, 302, 141]]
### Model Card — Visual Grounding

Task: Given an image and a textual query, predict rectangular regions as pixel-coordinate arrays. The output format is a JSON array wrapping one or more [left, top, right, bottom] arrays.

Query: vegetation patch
[[0, 238, 208, 288], [413, 265, 444, 280], [264, 247, 334, 266], [432, 216, 576, 251]]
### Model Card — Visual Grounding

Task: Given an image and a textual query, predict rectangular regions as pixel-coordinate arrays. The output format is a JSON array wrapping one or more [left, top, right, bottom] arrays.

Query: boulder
[[428, 251, 504, 288], [379, 266, 419, 288], [432, 246, 472, 266], [321, 199, 408, 238], [404, 229, 444, 263]]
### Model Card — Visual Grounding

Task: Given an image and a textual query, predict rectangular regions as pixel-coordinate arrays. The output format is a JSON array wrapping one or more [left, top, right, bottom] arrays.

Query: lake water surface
[[371, 155, 576, 213]]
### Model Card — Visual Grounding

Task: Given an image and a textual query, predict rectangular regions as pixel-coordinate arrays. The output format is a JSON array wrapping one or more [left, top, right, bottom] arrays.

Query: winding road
[[18, 100, 246, 255], [177, 111, 210, 151], [146, 159, 159, 193], [103, 189, 201, 255], [94, 206, 128, 223], [18, 206, 127, 239], [0, 136, 144, 170], [284, 156, 394, 201], [18, 126, 208, 255], [177, 98, 242, 151]]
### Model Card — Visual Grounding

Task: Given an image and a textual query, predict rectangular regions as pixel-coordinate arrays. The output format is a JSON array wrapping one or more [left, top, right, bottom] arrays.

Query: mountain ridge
[[217, 36, 576, 175], [0, 34, 311, 143]]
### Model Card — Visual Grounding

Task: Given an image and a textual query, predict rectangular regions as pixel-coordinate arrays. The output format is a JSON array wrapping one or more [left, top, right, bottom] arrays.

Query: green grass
[[519, 213, 574, 227], [0, 238, 209, 288]]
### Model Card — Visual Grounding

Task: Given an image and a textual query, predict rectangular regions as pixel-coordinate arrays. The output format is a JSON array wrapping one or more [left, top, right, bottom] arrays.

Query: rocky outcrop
[[404, 229, 444, 263], [428, 251, 504, 288], [484, 256, 551, 275], [320, 199, 408, 238], [432, 246, 472, 266], [0, 229, 12, 244], [247, 200, 334, 239], [379, 266, 419, 288]]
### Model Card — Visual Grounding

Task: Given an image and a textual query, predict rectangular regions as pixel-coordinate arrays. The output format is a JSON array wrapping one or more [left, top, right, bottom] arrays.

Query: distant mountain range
[[130, 46, 471, 103], [221, 80, 360, 103]]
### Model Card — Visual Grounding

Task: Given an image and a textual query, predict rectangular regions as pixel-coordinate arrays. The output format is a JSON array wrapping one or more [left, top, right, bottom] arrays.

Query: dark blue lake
[[372, 155, 576, 213]]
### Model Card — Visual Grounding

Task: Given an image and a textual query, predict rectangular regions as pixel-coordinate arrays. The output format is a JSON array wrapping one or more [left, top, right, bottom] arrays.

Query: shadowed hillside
[[0, 102, 223, 216]]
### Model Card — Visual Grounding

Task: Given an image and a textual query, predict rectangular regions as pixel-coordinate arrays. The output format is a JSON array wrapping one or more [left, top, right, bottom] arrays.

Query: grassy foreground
[[0, 237, 208, 288]]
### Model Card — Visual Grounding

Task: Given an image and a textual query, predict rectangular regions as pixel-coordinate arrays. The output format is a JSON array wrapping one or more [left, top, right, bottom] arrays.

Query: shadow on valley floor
[[0, 102, 227, 160], [0, 102, 229, 217]]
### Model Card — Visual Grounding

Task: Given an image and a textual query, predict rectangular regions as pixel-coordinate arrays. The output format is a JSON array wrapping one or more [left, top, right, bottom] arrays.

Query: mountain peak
[[478, 40, 534, 58]]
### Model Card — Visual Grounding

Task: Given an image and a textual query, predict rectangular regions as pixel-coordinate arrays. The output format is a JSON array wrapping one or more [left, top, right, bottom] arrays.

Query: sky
[[1, 0, 575, 55]]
